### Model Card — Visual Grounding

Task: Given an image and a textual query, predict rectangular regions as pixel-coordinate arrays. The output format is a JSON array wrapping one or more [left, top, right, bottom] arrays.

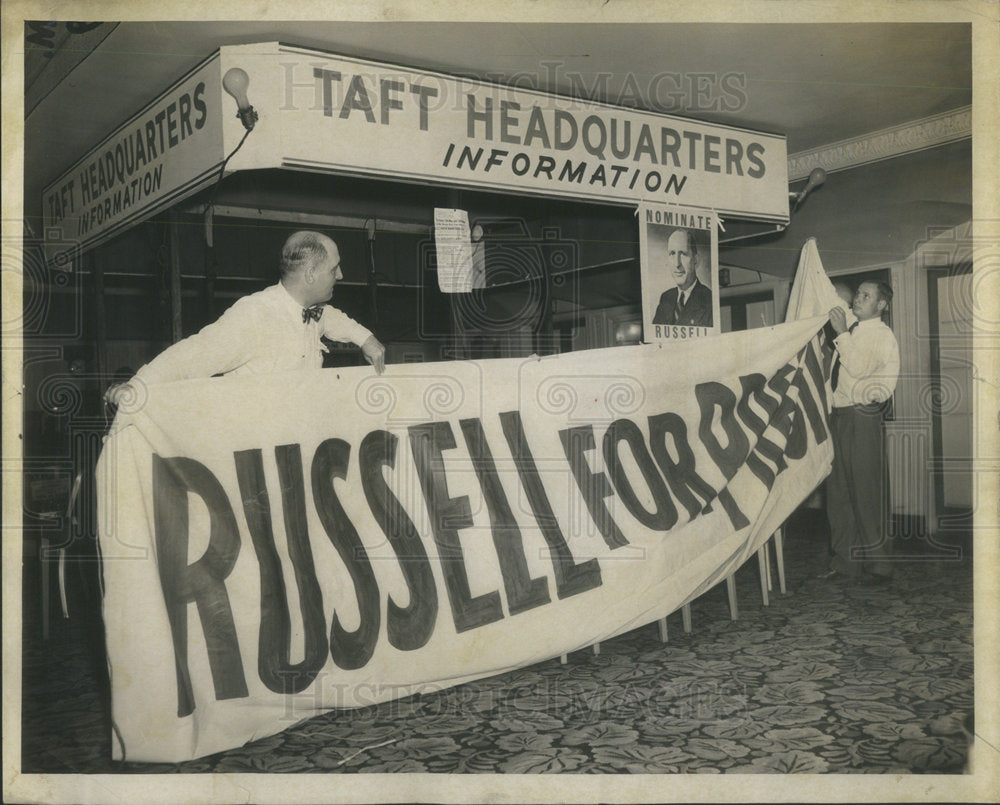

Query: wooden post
[[169, 211, 183, 343], [202, 207, 216, 326], [203, 252, 216, 327], [90, 251, 108, 382], [366, 219, 378, 332]]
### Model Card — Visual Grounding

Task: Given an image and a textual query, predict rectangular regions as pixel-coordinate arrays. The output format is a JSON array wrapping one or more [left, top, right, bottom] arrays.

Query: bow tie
[[302, 305, 324, 323]]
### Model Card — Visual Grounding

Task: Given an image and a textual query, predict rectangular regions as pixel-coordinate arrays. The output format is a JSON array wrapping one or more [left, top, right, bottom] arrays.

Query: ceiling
[[22, 20, 973, 275]]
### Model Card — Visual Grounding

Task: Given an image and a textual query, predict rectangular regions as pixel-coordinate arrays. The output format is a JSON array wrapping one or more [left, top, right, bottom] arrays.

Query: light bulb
[[222, 67, 258, 131], [804, 167, 827, 194], [223, 68, 251, 110], [791, 166, 828, 207]]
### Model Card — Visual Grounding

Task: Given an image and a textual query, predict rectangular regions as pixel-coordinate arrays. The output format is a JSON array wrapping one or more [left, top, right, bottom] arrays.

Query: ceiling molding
[[787, 106, 971, 180]]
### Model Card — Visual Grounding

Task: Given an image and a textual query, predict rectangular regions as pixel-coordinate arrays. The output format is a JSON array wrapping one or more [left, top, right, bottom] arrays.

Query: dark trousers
[[826, 405, 893, 577]]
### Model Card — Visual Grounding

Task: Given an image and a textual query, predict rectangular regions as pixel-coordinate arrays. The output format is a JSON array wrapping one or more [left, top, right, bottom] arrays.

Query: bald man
[[651, 228, 712, 327], [107, 231, 384, 403]]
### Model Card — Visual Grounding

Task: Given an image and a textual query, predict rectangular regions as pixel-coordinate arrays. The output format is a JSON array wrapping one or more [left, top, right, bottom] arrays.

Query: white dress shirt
[[831, 316, 900, 408], [135, 283, 373, 385]]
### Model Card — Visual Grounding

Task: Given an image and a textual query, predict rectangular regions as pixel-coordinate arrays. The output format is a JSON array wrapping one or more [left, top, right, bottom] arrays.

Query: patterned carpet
[[21, 510, 973, 775]]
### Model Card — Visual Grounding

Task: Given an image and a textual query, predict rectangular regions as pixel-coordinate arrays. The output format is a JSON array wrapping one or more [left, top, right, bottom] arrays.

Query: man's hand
[[104, 382, 134, 407], [104, 378, 148, 412], [361, 335, 386, 375], [828, 307, 848, 335]]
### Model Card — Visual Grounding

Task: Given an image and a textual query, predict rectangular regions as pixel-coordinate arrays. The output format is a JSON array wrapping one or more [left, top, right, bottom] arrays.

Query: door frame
[[926, 261, 974, 528]]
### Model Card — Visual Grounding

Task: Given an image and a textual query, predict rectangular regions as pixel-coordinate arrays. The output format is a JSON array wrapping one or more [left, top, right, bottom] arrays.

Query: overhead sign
[[225, 43, 789, 221], [42, 42, 787, 264], [41, 55, 225, 265], [98, 313, 833, 762]]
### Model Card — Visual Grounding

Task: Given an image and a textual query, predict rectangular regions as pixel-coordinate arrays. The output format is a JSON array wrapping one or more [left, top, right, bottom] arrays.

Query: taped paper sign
[[434, 208, 486, 292]]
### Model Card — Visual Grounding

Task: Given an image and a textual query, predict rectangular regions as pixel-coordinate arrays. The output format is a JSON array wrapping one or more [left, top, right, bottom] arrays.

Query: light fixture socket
[[236, 106, 259, 131]]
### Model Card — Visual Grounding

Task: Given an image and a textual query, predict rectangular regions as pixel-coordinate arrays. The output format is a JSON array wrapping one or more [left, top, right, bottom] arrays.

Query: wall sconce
[[789, 167, 827, 212], [720, 166, 828, 245]]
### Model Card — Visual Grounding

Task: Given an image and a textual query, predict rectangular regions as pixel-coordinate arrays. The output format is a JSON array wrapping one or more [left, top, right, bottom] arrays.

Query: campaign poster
[[639, 204, 719, 343]]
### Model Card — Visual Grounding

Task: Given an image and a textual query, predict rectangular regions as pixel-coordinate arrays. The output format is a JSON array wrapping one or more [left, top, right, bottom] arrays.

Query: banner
[[98, 307, 834, 762], [786, 237, 853, 324]]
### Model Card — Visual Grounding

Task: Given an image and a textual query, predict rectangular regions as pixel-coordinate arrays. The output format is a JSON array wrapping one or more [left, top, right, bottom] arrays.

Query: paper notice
[[434, 208, 485, 293]]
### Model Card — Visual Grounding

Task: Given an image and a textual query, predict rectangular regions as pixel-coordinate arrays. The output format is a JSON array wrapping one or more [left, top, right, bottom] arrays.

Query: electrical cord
[[206, 127, 253, 212]]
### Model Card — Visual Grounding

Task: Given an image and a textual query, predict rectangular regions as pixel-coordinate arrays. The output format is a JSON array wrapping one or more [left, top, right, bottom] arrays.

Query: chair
[[40, 472, 81, 639], [655, 525, 786, 639], [756, 526, 787, 606], [656, 602, 693, 642], [558, 527, 786, 661]]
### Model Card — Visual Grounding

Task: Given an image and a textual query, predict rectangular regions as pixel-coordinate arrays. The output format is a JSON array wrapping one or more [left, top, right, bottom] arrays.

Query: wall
[[721, 140, 972, 277]]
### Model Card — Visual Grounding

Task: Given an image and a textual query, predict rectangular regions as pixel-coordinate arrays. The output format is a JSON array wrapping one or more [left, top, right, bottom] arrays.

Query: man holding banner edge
[[106, 230, 385, 405], [820, 280, 900, 584]]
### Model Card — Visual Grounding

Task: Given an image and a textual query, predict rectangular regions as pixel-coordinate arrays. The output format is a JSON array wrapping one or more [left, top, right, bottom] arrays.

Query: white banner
[[222, 43, 788, 221], [99, 308, 834, 762], [786, 236, 853, 323]]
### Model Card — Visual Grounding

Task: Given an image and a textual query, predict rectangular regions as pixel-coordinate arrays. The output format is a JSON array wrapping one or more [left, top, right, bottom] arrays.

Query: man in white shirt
[[107, 230, 385, 402], [821, 280, 900, 584]]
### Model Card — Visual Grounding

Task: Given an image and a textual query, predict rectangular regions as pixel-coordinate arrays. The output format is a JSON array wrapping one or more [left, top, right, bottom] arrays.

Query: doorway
[[720, 289, 776, 333], [927, 264, 974, 532]]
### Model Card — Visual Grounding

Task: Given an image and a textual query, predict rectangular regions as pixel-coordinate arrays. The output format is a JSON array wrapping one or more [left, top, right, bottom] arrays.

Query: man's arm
[[850, 329, 900, 403], [105, 298, 259, 404], [137, 298, 260, 383], [830, 316, 900, 403], [834, 328, 886, 381], [321, 307, 385, 374], [360, 335, 386, 374]]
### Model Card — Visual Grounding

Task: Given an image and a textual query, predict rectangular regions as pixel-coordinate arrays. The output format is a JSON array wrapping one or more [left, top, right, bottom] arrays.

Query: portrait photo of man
[[651, 227, 713, 328]]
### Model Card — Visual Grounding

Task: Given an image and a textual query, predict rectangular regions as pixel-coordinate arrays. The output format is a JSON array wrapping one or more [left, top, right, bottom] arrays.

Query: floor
[[20, 509, 973, 775]]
